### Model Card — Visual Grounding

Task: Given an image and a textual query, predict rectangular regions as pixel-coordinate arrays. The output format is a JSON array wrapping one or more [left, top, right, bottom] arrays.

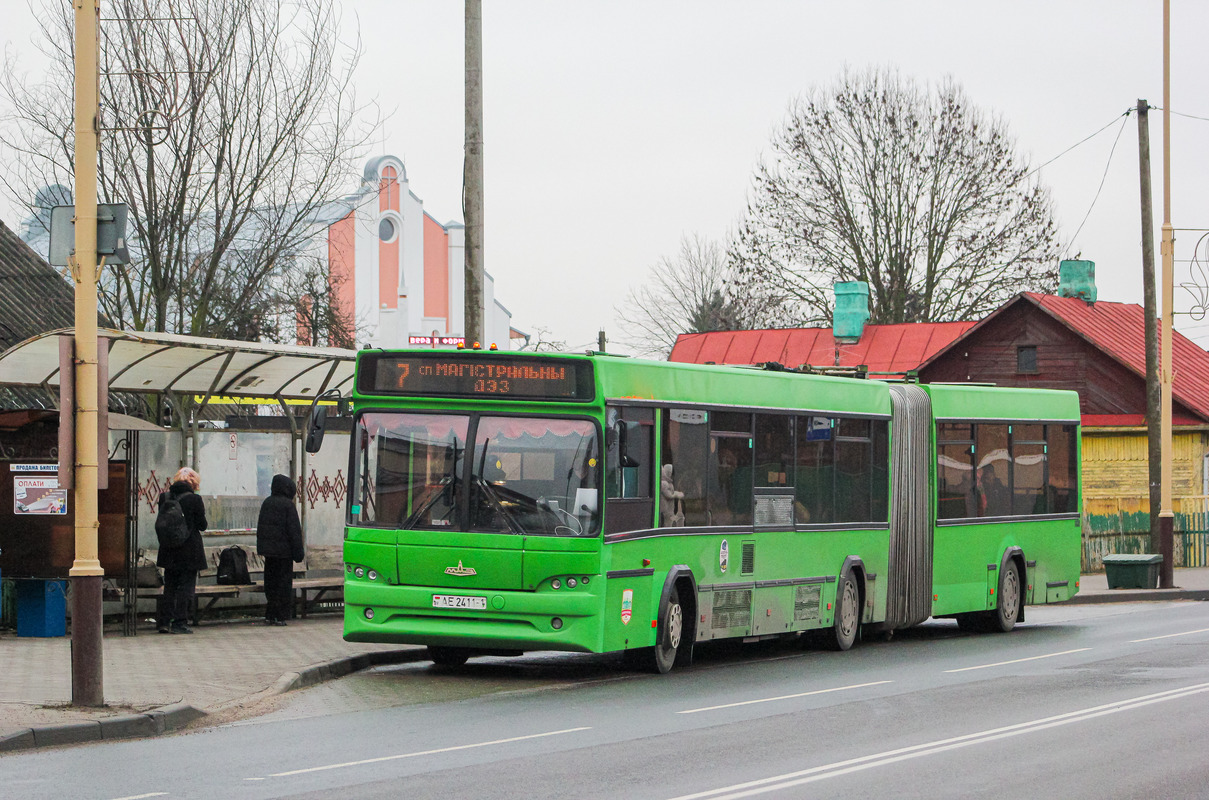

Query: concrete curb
[[1062, 588, 1209, 605], [271, 648, 429, 694], [0, 650, 426, 755], [0, 701, 205, 753]]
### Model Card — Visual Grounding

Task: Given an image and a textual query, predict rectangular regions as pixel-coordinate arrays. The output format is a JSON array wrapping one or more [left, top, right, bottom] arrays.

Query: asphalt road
[[4, 601, 1208, 799]]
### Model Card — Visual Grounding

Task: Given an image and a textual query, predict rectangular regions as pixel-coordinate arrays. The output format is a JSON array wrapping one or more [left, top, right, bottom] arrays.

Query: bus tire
[[828, 570, 860, 651], [649, 584, 684, 674], [992, 560, 1021, 633], [428, 645, 471, 667]]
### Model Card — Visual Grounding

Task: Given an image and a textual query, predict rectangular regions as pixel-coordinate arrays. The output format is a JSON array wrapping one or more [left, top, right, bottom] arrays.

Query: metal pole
[[70, 0, 104, 706], [1136, 100, 1162, 556], [463, 0, 484, 346], [1158, 0, 1175, 588]]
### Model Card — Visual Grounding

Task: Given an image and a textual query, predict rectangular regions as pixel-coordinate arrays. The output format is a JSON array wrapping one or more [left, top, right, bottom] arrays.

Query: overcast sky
[[4, 1, 1209, 351]]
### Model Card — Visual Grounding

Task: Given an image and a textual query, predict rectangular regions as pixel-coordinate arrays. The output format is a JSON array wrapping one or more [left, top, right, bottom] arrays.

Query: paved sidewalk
[[1065, 564, 1209, 603], [1, 567, 1206, 753], [0, 614, 425, 751]]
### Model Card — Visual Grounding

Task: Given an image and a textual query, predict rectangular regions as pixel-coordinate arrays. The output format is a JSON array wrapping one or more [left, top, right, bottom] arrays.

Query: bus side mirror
[[305, 405, 328, 454]]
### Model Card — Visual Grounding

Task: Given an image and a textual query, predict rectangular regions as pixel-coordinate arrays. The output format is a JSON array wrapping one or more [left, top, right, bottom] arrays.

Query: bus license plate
[[433, 594, 487, 610]]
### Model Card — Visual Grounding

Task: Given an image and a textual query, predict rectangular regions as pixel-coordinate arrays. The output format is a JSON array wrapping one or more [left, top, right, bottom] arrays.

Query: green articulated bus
[[320, 349, 1081, 673]]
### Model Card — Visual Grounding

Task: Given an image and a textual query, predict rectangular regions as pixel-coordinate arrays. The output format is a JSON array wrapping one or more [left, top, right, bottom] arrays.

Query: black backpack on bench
[[217, 545, 251, 585]]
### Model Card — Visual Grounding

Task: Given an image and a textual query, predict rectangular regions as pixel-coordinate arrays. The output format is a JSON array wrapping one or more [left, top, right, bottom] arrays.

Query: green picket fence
[[1082, 495, 1209, 572]]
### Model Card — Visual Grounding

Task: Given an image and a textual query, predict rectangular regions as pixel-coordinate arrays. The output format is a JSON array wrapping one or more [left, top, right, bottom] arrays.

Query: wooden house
[[917, 292, 1209, 568]]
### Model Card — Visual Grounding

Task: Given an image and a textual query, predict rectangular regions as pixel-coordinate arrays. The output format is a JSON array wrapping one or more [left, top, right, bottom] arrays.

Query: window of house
[[1017, 345, 1038, 374]]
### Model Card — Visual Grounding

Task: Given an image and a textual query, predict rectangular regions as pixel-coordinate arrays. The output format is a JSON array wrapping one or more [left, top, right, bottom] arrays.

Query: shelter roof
[[668, 322, 975, 375], [918, 293, 1209, 423], [0, 328, 356, 400]]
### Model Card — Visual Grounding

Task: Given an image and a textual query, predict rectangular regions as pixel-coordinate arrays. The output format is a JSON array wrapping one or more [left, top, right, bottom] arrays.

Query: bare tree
[[616, 234, 771, 358], [516, 326, 567, 353], [730, 68, 1061, 326], [281, 254, 362, 349], [0, 0, 376, 339]]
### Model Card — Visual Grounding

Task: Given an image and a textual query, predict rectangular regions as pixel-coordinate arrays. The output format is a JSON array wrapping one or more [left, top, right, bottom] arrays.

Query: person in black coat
[[156, 467, 208, 634], [256, 474, 305, 625]]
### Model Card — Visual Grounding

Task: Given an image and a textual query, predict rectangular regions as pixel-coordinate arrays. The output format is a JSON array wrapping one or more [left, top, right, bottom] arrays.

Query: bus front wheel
[[828, 570, 860, 651], [631, 585, 684, 674]]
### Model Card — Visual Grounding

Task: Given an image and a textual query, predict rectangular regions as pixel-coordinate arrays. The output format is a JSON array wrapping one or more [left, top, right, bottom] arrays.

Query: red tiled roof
[[912, 292, 1209, 423], [1024, 292, 1209, 422], [668, 321, 975, 374]]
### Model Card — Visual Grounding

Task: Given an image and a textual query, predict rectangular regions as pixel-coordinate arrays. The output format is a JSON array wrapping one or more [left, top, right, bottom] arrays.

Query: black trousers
[[158, 567, 197, 627], [264, 557, 295, 621]]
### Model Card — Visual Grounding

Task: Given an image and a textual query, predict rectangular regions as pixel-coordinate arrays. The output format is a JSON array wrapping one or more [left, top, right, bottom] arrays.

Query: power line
[[1153, 107, 1209, 124], [1026, 108, 1133, 181], [1064, 114, 1131, 258]]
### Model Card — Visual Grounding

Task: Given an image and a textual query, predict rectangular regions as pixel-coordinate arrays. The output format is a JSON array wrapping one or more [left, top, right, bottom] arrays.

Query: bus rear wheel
[[828, 571, 860, 651], [428, 646, 471, 667], [992, 560, 1021, 633], [957, 560, 1021, 634]]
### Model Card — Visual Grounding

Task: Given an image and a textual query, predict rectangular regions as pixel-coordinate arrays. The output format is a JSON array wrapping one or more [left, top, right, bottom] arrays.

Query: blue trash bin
[[16, 579, 67, 637]]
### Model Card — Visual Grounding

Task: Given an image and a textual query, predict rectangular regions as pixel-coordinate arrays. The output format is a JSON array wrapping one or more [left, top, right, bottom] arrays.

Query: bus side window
[[710, 412, 753, 525], [937, 423, 975, 519], [606, 406, 654, 499], [795, 415, 834, 524], [663, 408, 709, 527], [975, 424, 1010, 518], [1047, 424, 1078, 513]]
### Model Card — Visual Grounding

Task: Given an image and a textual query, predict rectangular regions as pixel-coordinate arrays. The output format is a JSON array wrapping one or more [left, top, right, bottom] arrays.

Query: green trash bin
[[1102, 554, 1163, 589]]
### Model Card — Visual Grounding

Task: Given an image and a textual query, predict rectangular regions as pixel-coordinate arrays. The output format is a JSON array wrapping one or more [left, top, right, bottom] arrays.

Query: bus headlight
[[368, 570, 378, 581], [354, 566, 365, 578]]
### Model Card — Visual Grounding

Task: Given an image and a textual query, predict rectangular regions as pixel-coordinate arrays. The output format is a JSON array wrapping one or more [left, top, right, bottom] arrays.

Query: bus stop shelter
[[0, 328, 357, 633]]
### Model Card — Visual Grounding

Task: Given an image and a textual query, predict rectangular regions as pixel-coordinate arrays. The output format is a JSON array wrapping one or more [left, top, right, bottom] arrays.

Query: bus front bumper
[[343, 581, 604, 653]]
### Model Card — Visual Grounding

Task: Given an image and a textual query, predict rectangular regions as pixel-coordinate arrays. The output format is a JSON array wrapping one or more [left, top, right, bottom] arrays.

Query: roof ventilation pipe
[[833, 281, 871, 342], [1058, 259, 1097, 304]]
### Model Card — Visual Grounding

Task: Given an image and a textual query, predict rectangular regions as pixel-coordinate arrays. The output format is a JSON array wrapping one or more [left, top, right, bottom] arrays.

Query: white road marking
[[673, 681, 1209, 798], [110, 794, 168, 800], [678, 681, 893, 714], [263, 726, 592, 778], [943, 647, 1090, 673], [1131, 626, 1209, 643], [666, 682, 1209, 800]]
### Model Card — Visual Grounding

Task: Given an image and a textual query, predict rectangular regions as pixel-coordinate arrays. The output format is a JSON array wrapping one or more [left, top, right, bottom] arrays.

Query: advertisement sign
[[14, 476, 68, 515]]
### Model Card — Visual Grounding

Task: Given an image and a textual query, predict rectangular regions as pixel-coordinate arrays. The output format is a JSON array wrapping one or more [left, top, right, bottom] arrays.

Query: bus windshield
[[353, 412, 601, 536]]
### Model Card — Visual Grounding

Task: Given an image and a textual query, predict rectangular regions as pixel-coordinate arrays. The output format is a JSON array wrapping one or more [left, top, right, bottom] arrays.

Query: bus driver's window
[[606, 406, 653, 500]]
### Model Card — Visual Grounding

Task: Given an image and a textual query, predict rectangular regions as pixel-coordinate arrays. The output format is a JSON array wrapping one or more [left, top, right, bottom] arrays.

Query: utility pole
[[1136, 99, 1162, 555], [463, 0, 484, 346], [71, 0, 104, 706], [1158, 0, 1175, 588]]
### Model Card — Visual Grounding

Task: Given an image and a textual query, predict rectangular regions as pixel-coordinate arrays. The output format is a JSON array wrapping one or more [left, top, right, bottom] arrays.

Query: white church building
[[313, 154, 515, 350]]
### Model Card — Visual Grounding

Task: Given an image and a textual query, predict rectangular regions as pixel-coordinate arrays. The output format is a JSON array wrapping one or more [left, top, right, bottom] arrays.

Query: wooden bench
[[136, 546, 259, 625], [135, 545, 343, 623]]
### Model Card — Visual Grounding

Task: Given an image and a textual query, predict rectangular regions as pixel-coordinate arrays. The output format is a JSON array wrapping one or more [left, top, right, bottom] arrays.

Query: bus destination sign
[[359, 354, 595, 401]]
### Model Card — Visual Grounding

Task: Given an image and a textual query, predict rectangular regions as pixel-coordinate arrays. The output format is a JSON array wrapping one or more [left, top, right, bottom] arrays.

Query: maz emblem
[[445, 560, 477, 577]]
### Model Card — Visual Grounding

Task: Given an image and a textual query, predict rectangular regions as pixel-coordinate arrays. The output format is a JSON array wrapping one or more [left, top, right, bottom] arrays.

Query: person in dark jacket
[[256, 474, 305, 626], [156, 467, 207, 634]]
